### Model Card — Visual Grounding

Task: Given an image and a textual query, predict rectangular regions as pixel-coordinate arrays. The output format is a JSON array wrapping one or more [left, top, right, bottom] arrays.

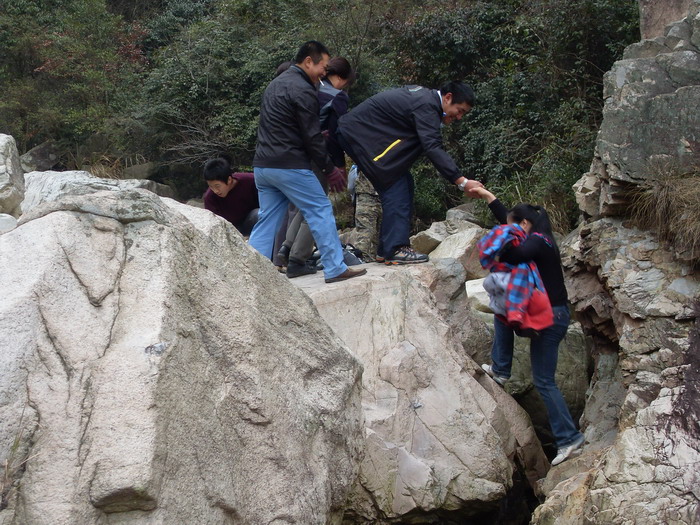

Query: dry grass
[[630, 165, 700, 264], [68, 152, 148, 179], [1, 407, 35, 511]]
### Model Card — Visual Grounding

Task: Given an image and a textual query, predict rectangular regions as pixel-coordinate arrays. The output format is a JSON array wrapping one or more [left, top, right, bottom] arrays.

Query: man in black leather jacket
[[249, 41, 366, 283], [336, 81, 482, 265]]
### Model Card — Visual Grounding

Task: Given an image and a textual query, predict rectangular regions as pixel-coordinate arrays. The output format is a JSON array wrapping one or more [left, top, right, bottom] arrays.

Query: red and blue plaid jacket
[[477, 224, 550, 327]]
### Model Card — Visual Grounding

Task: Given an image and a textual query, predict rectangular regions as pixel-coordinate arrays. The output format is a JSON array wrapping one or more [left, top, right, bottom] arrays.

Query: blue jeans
[[248, 167, 347, 279], [491, 306, 583, 448]]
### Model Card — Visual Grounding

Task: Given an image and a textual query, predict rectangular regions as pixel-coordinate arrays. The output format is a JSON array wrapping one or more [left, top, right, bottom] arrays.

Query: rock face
[[534, 4, 700, 523], [0, 189, 363, 524], [639, 0, 694, 39], [22, 170, 177, 213], [0, 135, 24, 217], [295, 265, 550, 523], [19, 140, 62, 173]]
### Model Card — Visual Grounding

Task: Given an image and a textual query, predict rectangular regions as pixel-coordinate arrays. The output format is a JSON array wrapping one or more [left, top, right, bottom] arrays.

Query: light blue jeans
[[491, 305, 583, 448], [248, 167, 347, 279]]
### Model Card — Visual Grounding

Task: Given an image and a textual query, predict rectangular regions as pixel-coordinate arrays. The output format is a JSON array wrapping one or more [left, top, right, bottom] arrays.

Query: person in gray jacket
[[336, 81, 483, 264], [249, 41, 366, 283]]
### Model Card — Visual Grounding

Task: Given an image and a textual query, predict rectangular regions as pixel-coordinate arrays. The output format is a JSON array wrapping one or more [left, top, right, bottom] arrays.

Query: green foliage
[[412, 160, 462, 224], [0, 0, 146, 154], [141, 0, 215, 52], [130, 10, 304, 167], [1, 0, 640, 213], [383, 0, 638, 230]]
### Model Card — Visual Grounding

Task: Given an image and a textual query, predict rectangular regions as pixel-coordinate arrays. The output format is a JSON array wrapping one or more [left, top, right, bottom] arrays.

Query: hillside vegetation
[[0, 0, 639, 229]]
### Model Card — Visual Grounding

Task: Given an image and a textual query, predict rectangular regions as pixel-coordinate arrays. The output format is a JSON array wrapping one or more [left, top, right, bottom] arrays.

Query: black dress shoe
[[277, 245, 291, 266]]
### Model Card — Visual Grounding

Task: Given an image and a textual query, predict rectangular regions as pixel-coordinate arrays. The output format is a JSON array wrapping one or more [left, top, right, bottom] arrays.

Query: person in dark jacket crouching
[[336, 81, 483, 265], [249, 41, 366, 283]]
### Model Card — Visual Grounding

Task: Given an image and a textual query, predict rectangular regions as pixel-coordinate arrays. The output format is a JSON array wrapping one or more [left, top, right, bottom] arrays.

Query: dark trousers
[[336, 129, 413, 258], [376, 172, 414, 258]]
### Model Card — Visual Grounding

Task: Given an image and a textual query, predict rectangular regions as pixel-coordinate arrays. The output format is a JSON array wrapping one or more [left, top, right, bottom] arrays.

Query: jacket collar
[[436, 89, 446, 119], [290, 64, 316, 88]]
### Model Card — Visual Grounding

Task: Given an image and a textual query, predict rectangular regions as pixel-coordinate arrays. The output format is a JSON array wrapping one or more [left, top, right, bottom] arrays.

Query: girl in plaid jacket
[[471, 186, 585, 466]]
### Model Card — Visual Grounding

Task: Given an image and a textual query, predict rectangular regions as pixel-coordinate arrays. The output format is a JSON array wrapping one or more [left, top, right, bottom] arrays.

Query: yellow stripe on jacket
[[373, 139, 402, 162]]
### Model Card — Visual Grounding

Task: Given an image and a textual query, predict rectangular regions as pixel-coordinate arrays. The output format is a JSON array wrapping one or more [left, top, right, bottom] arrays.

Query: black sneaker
[[385, 246, 429, 265], [286, 260, 317, 279]]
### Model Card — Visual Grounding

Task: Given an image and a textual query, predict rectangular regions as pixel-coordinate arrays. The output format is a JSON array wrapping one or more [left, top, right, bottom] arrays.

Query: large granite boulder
[[294, 265, 549, 523], [0, 135, 24, 217], [0, 188, 363, 525], [21, 170, 177, 214]]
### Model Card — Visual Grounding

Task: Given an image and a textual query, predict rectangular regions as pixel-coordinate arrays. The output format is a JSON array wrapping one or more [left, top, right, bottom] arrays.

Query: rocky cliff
[[1, 3, 699, 524], [532, 3, 700, 523]]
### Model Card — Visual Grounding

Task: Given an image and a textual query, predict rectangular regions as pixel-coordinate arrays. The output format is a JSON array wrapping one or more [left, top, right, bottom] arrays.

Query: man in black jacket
[[336, 81, 483, 264], [249, 41, 366, 283]]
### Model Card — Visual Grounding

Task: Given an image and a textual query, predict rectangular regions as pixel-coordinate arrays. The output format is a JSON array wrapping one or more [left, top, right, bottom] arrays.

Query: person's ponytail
[[532, 206, 559, 253]]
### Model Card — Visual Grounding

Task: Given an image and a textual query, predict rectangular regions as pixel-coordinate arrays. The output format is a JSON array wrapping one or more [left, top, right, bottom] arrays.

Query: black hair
[[439, 81, 475, 107], [203, 156, 232, 183], [294, 40, 330, 65], [509, 203, 559, 251], [325, 57, 356, 86]]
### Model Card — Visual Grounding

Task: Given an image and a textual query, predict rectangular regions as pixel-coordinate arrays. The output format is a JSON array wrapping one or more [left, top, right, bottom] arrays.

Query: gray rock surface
[[21, 170, 177, 215], [535, 5, 700, 523], [0, 189, 363, 525], [577, 3, 700, 222], [294, 264, 549, 522], [0, 135, 24, 217]]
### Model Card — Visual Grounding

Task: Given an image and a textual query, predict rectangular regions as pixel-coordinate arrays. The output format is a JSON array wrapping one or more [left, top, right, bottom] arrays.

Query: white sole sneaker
[[481, 364, 508, 386], [551, 434, 585, 466]]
